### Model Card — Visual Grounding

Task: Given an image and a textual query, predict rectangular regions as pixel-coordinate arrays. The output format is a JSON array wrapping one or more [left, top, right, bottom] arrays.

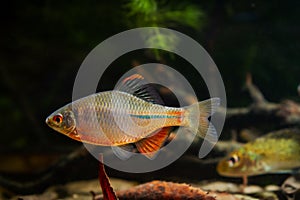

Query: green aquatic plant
[[126, 0, 204, 29], [124, 0, 206, 59], [126, 0, 158, 17]]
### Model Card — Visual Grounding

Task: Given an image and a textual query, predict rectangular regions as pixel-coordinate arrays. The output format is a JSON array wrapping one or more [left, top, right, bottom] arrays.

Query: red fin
[[135, 127, 172, 158], [98, 154, 118, 200]]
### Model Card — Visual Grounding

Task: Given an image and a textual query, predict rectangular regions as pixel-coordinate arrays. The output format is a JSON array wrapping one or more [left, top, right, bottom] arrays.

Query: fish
[[46, 74, 220, 158], [217, 129, 300, 185]]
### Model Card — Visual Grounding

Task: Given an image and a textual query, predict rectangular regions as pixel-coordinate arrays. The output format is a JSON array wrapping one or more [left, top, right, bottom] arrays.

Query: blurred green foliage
[[0, 0, 299, 151], [125, 0, 205, 58], [125, 0, 204, 29]]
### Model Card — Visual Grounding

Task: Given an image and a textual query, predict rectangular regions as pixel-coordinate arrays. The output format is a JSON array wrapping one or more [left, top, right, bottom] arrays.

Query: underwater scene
[[1, 1, 300, 200]]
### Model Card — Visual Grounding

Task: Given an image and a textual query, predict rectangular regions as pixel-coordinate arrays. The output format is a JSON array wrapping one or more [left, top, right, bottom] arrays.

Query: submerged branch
[[245, 73, 267, 104], [221, 74, 300, 129]]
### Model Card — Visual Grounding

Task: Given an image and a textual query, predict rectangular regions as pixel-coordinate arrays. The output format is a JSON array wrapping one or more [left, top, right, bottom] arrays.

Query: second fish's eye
[[53, 114, 63, 124], [228, 154, 240, 167]]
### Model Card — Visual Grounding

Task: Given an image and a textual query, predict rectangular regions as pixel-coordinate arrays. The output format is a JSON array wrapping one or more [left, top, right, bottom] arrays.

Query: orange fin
[[135, 127, 172, 159]]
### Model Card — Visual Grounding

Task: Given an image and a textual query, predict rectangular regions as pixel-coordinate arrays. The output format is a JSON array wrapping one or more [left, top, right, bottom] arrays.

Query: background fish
[[46, 74, 220, 158], [217, 129, 300, 185]]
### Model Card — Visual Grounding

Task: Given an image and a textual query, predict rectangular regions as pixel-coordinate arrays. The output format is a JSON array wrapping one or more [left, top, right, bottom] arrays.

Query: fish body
[[48, 91, 184, 145], [217, 129, 300, 178], [46, 74, 220, 157]]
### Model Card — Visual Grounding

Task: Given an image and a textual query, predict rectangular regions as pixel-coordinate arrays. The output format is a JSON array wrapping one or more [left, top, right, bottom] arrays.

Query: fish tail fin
[[184, 98, 220, 143]]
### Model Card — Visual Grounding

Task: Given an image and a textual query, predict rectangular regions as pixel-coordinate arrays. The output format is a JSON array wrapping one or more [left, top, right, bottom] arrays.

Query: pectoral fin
[[135, 127, 172, 159]]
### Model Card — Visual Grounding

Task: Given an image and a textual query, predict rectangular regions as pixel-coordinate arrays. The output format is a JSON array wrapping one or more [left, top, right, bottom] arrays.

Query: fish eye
[[52, 114, 63, 124], [228, 154, 240, 167]]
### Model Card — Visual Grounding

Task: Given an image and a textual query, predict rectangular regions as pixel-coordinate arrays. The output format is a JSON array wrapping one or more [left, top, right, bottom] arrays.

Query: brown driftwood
[[220, 73, 300, 130]]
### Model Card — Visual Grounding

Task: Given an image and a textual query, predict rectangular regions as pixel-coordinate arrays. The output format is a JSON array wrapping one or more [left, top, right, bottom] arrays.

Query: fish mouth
[[45, 117, 52, 126]]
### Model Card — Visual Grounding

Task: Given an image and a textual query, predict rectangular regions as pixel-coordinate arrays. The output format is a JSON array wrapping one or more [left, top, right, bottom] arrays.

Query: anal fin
[[135, 127, 172, 159]]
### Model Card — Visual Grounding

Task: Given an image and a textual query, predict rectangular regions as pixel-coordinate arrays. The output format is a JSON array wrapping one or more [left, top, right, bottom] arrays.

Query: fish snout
[[45, 117, 50, 125], [45, 117, 49, 124], [45, 116, 54, 127]]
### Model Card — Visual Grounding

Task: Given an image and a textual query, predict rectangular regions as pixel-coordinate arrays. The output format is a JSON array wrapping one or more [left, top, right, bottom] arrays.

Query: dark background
[[0, 0, 299, 192]]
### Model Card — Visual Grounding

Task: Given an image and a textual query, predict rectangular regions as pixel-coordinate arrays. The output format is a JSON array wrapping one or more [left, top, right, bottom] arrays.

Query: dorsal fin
[[115, 74, 164, 105], [135, 127, 172, 159]]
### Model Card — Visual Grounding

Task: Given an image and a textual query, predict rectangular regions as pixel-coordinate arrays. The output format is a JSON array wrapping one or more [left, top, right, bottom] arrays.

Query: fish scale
[[70, 91, 183, 145]]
